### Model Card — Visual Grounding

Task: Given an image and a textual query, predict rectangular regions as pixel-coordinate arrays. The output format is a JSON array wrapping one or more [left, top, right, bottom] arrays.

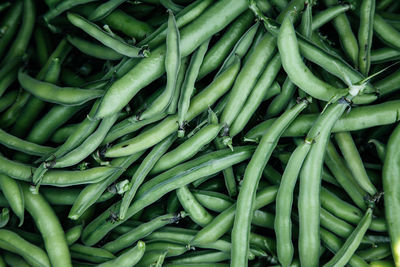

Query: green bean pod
[[192, 190, 234, 212], [67, 13, 148, 58], [0, 175, 24, 226], [191, 186, 278, 246], [98, 241, 145, 267], [231, 98, 309, 266], [82, 146, 254, 246], [0, 0, 34, 68], [66, 224, 83, 245], [0, 128, 55, 156], [312, 4, 351, 31], [383, 122, 400, 265], [323, 208, 373, 267], [151, 123, 221, 174], [94, 0, 248, 119], [358, 0, 375, 75], [68, 151, 144, 220], [178, 38, 210, 132], [325, 140, 368, 209], [229, 53, 281, 137], [0, 1, 22, 59], [18, 71, 103, 106], [21, 183, 72, 267], [220, 32, 276, 128], [275, 143, 311, 267], [139, 10, 180, 120], [197, 11, 254, 80], [321, 229, 369, 267], [323, 0, 359, 67], [88, 0, 126, 21], [103, 213, 182, 253], [70, 244, 115, 263], [119, 134, 176, 220], [177, 185, 212, 226], [335, 132, 377, 195], [104, 58, 240, 157], [0, 229, 50, 267], [67, 35, 123, 60], [245, 100, 400, 141]]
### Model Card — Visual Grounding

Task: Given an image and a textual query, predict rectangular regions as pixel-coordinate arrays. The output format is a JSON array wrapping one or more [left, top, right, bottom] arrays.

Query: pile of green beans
[[1, 0, 400, 266]]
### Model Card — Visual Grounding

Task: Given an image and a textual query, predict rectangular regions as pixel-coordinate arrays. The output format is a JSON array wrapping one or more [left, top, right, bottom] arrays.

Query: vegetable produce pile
[[1, 0, 400, 266]]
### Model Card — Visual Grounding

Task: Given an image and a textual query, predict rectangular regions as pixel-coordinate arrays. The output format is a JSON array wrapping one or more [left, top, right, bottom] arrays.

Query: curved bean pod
[[0, 175, 24, 226], [67, 35, 123, 60], [82, 146, 254, 246], [119, 134, 176, 220], [104, 58, 240, 157], [94, 0, 248, 119], [383, 122, 400, 265], [151, 123, 221, 174], [0, 229, 50, 267], [103, 214, 181, 253], [21, 183, 72, 267], [98, 241, 145, 267], [18, 71, 103, 106], [231, 98, 309, 267]]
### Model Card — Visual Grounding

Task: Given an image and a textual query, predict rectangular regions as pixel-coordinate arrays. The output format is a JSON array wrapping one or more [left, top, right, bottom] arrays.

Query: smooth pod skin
[[335, 132, 377, 195], [229, 53, 281, 137], [220, 32, 276, 127], [383, 123, 400, 266], [190, 185, 278, 246], [104, 58, 240, 157], [0, 0, 35, 68], [151, 123, 221, 174], [88, 0, 126, 21], [103, 214, 180, 253], [311, 4, 351, 31], [18, 71, 103, 106], [98, 241, 145, 267], [140, 10, 181, 120], [0, 229, 50, 267], [197, 11, 254, 80], [0, 175, 24, 225], [266, 77, 296, 118], [94, 0, 248, 119], [0, 1, 22, 59], [245, 100, 400, 141], [321, 187, 386, 232], [371, 47, 400, 63], [231, 99, 309, 267], [168, 250, 230, 264], [298, 102, 348, 267], [21, 183, 72, 267], [373, 13, 400, 50], [323, 0, 359, 67], [70, 244, 115, 263], [0, 154, 116, 186], [119, 135, 176, 220], [192, 190, 234, 212], [321, 229, 369, 267], [67, 12, 147, 58], [278, 16, 349, 102], [11, 38, 71, 138], [68, 151, 144, 220], [214, 20, 259, 79], [323, 208, 373, 267], [358, 0, 375, 75], [0, 128, 55, 156], [50, 113, 119, 168], [275, 143, 311, 267], [177, 185, 213, 226], [67, 35, 123, 60], [325, 141, 367, 210], [375, 69, 400, 97], [65, 225, 83, 245], [178, 38, 210, 131], [102, 113, 167, 145], [82, 146, 254, 246]]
